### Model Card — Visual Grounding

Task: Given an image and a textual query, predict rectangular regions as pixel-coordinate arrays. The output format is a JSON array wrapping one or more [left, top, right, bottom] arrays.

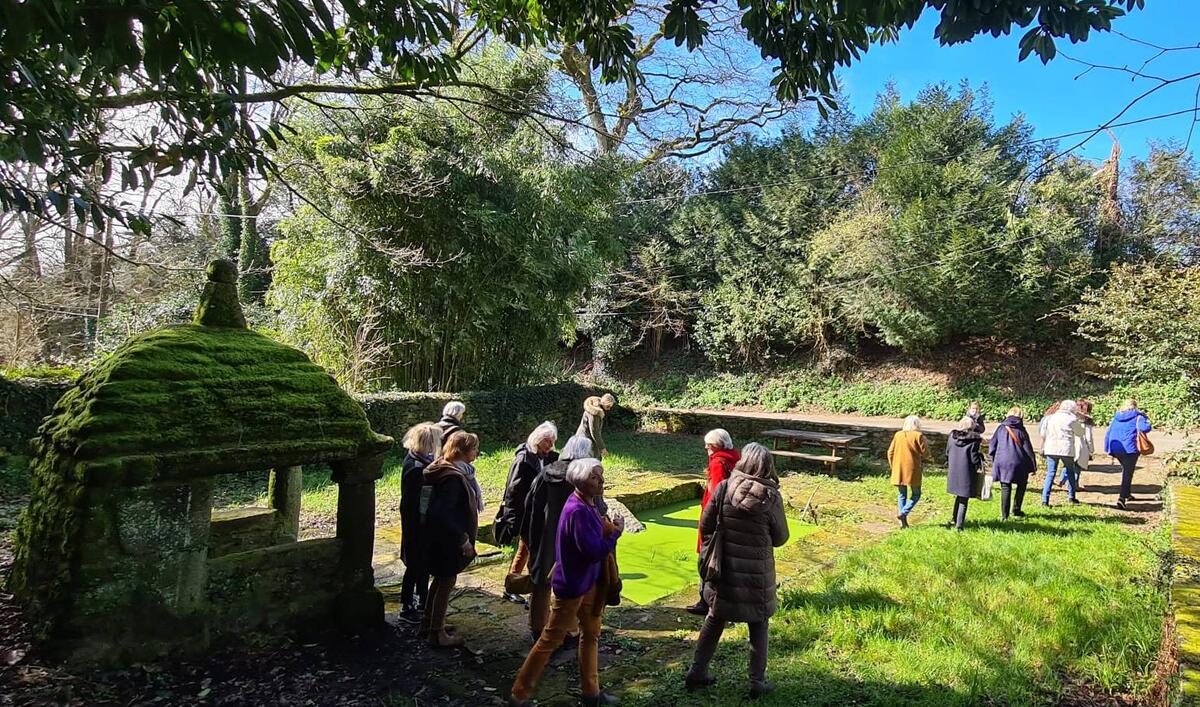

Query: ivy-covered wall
[[2, 380, 610, 457], [0, 377, 71, 455], [358, 382, 609, 443]]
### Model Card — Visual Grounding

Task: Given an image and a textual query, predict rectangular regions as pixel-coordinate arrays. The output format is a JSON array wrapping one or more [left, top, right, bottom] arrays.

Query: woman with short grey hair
[[945, 415, 983, 531], [687, 442, 788, 698], [524, 435, 595, 639], [509, 458, 624, 707], [437, 401, 466, 441], [496, 421, 559, 604], [688, 428, 740, 616]]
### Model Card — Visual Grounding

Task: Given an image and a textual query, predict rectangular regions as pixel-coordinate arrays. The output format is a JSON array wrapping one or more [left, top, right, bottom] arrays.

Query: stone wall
[[0, 377, 71, 454], [2, 380, 608, 457], [637, 406, 952, 461], [359, 382, 608, 444]]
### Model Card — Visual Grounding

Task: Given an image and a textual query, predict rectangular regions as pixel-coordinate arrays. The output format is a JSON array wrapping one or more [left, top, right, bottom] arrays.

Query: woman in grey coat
[[685, 442, 789, 699]]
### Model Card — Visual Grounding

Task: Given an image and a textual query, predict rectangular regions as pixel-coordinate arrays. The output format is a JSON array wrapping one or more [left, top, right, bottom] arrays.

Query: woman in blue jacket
[[1104, 399, 1152, 509]]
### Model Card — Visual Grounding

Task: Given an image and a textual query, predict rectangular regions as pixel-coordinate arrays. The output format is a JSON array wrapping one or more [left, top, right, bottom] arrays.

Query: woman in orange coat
[[687, 428, 740, 616], [888, 415, 927, 528]]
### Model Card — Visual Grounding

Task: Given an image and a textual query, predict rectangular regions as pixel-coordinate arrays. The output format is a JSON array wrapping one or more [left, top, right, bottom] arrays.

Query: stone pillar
[[268, 466, 302, 542], [330, 453, 386, 629]]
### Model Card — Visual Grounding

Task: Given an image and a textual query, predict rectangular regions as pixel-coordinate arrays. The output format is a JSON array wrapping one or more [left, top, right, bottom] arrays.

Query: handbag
[[981, 475, 994, 501], [603, 552, 622, 607], [1137, 429, 1155, 455], [697, 484, 726, 584]]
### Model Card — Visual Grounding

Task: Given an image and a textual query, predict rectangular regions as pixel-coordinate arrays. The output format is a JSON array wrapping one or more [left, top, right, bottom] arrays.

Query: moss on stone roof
[[39, 324, 390, 482], [8, 263, 392, 638]]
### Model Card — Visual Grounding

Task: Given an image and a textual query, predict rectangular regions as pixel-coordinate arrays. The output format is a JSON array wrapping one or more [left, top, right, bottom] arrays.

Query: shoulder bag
[[697, 483, 726, 584], [1136, 428, 1155, 455]]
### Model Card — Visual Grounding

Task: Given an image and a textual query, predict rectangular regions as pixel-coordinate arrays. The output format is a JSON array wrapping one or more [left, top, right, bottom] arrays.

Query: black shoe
[[504, 592, 528, 605], [685, 602, 709, 616], [749, 680, 776, 699], [398, 606, 421, 625], [685, 671, 717, 690], [897, 513, 909, 528], [1068, 498, 1081, 505], [1117, 498, 1127, 510], [581, 692, 620, 706], [1041, 501, 1051, 508], [1012, 509, 1026, 518], [955, 526, 964, 532]]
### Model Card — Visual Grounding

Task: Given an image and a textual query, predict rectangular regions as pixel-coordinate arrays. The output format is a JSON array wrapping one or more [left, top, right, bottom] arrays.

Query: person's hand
[[612, 513, 626, 533], [461, 541, 476, 560]]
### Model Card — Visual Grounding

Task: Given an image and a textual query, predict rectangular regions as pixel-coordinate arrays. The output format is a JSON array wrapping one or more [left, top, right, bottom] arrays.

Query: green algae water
[[618, 499, 817, 605]]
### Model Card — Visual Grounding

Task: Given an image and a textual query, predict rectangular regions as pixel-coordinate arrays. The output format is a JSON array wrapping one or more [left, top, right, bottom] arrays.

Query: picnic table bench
[[761, 428, 866, 473]]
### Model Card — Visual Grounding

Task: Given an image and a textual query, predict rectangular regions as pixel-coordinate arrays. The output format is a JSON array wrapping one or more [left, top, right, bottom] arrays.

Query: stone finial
[[193, 259, 248, 328]]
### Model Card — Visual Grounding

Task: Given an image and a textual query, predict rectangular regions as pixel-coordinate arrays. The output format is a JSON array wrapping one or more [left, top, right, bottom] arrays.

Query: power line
[[611, 105, 1200, 207]]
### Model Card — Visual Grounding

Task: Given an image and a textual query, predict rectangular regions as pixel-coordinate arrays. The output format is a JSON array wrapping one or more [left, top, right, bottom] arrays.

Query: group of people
[[398, 394, 788, 704], [399, 393, 1155, 704], [887, 399, 1154, 530]]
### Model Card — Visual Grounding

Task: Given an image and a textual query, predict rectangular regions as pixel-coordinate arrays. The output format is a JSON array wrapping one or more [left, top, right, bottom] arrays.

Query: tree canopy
[[1, 0, 1143, 227]]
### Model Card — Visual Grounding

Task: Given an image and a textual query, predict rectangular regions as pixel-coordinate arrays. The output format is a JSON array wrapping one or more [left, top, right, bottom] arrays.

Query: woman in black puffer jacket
[[686, 442, 789, 700]]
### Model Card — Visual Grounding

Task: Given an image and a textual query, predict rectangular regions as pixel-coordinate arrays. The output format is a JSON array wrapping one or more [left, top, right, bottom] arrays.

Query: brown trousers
[[510, 586, 603, 701], [420, 575, 457, 635], [509, 538, 530, 575]]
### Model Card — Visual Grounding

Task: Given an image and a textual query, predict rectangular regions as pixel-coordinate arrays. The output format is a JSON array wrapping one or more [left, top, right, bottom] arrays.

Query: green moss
[[9, 314, 392, 641]]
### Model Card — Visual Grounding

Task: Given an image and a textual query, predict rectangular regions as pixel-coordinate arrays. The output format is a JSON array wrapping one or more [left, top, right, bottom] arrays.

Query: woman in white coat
[[1040, 399, 1086, 507]]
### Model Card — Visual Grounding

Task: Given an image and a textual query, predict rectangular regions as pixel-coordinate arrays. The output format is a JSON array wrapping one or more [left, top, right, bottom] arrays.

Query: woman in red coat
[[687, 428, 740, 616]]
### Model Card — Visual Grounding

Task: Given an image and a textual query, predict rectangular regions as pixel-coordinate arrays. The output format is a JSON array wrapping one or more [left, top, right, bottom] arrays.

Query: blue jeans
[[1043, 455, 1078, 502], [897, 485, 921, 516]]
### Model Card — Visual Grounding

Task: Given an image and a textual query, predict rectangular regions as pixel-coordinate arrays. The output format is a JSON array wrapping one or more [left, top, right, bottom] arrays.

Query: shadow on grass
[[778, 587, 898, 613]]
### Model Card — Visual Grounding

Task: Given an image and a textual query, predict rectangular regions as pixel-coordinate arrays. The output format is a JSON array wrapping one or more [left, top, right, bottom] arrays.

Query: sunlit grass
[[622, 503, 1169, 706]]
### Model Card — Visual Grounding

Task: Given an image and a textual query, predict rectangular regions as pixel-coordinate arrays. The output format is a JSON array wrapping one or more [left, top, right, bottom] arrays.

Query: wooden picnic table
[[761, 428, 866, 473]]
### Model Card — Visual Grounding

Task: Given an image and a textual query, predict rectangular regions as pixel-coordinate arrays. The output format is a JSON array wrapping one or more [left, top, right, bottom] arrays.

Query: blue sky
[[836, 0, 1200, 163]]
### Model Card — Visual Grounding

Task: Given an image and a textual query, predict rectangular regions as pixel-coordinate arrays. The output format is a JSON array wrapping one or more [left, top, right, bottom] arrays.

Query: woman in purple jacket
[[1104, 399, 1153, 509], [508, 458, 624, 707]]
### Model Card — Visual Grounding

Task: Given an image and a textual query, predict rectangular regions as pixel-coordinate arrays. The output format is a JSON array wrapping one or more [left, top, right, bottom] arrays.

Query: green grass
[[211, 429, 706, 523], [623, 504, 1169, 706], [622, 367, 1194, 429], [618, 499, 819, 605]]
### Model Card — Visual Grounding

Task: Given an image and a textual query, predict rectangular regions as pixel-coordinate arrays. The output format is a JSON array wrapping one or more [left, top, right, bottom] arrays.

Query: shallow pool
[[617, 499, 817, 605]]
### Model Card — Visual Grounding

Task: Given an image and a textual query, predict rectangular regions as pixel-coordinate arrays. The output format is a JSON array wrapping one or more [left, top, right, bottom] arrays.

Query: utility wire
[[611, 105, 1200, 207]]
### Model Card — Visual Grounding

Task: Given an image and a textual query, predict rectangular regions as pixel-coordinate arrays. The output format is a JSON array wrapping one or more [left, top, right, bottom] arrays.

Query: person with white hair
[[686, 428, 740, 616], [522, 434, 595, 640], [1040, 399, 1086, 507], [686, 442, 788, 699], [495, 421, 559, 604], [945, 416, 983, 531], [888, 415, 928, 528], [437, 400, 467, 441], [508, 458, 624, 707]]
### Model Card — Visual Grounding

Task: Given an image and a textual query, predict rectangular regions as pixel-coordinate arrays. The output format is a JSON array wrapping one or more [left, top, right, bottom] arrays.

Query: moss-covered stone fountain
[[7, 260, 393, 664]]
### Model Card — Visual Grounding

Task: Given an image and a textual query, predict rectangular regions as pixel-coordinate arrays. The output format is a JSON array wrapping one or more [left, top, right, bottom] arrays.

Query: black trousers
[[952, 496, 969, 529], [1000, 481, 1026, 519], [401, 559, 429, 609], [1115, 453, 1138, 500]]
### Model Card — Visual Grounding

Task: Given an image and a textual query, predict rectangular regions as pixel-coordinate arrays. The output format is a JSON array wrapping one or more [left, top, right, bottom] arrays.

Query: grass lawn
[[621, 503, 1169, 706], [207, 429, 708, 527]]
